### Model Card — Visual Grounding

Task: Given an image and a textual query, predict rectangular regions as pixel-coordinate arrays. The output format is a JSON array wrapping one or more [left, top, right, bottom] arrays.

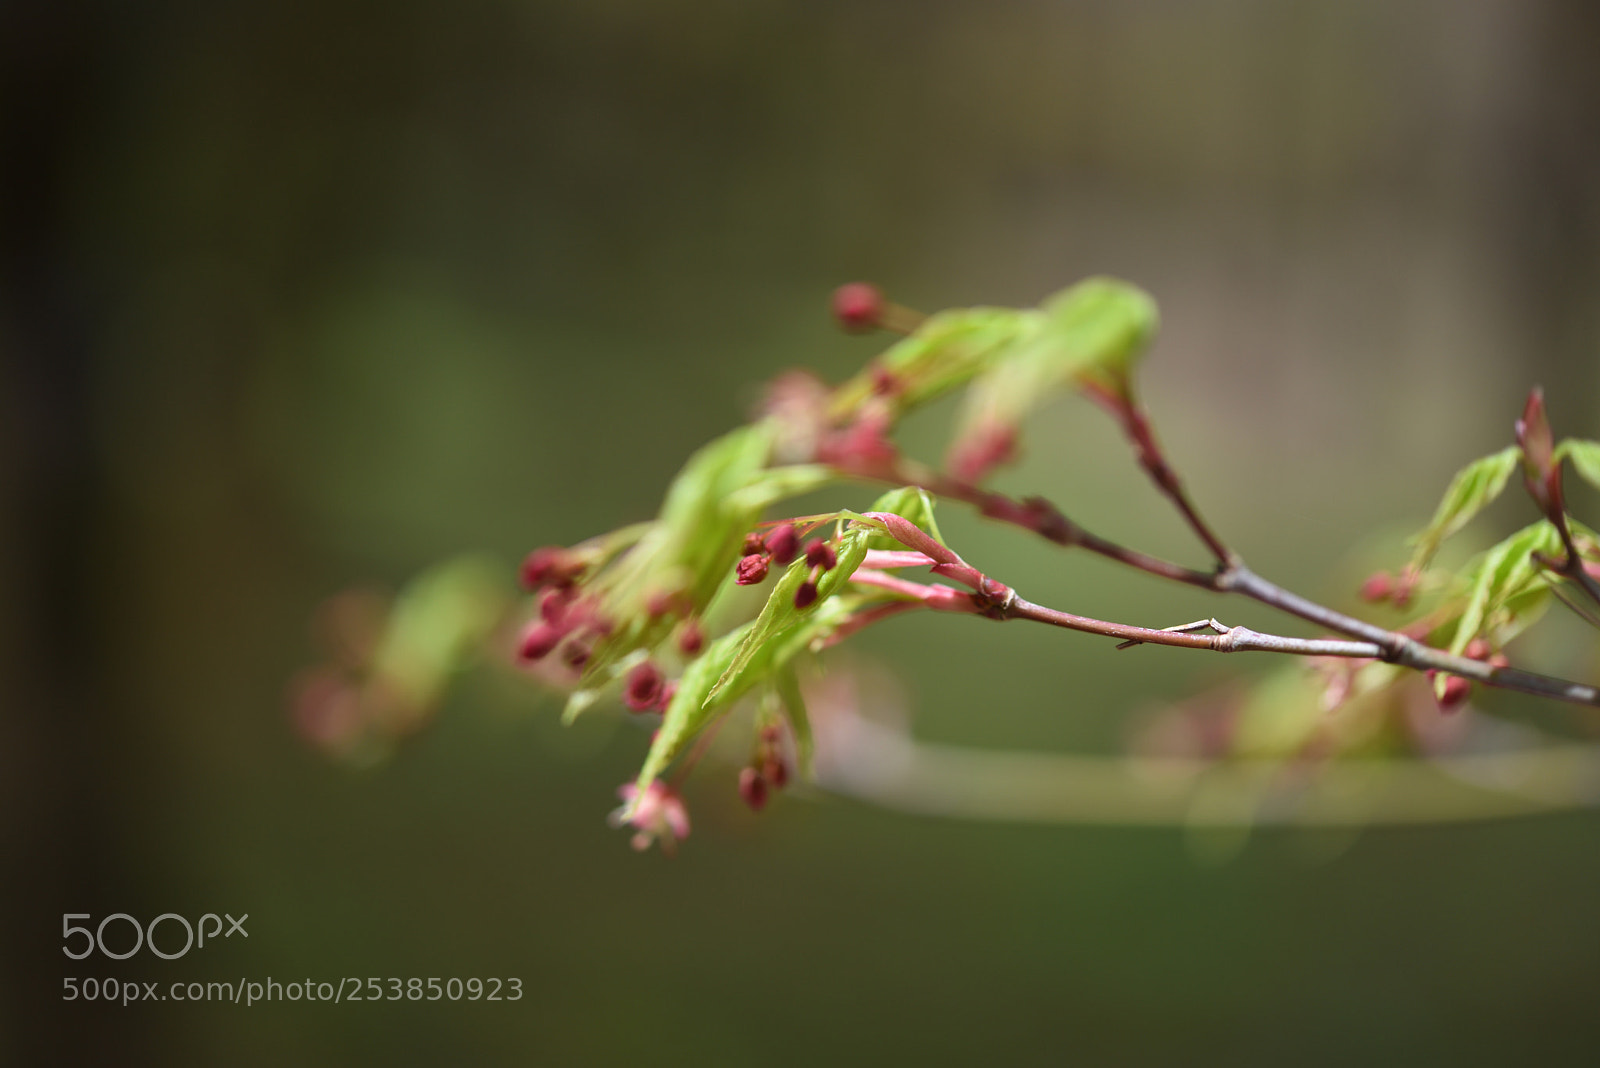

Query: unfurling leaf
[[947, 278, 1157, 481], [832, 307, 1039, 418], [1405, 445, 1520, 572], [563, 424, 778, 715], [1447, 521, 1565, 654], [862, 486, 944, 550], [774, 666, 813, 776], [631, 595, 858, 796], [1556, 439, 1600, 493], [1037, 276, 1159, 393], [372, 555, 510, 711]]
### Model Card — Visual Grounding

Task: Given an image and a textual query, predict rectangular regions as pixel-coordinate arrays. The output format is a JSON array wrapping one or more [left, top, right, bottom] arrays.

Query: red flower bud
[[816, 411, 899, 475], [646, 589, 685, 618], [947, 421, 1018, 484], [1358, 572, 1393, 604], [738, 767, 769, 811], [742, 531, 767, 556], [624, 662, 665, 712], [1438, 674, 1471, 712], [539, 586, 577, 625], [736, 554, 770, 585], [831, 282, 884, 333], [677, 618, 705, 656], [765, 524, 801, 565], [520, 546, 584, 590], [794, 580, 818, 609], [1465, 638, 1492, 661], [804, 539, 837, 570], [762, 756, 789, 790], [518, 621, 563, 661]]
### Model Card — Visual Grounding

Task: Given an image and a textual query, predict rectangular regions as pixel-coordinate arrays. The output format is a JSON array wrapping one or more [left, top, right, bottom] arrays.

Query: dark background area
[[5, 1, 1600, 1063]]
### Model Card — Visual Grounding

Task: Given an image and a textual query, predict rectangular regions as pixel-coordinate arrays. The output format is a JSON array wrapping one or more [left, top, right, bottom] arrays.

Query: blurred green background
[[6, 1, 1600, 1063]]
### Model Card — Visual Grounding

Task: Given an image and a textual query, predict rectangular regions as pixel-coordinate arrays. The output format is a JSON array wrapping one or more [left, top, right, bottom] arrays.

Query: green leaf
[[658, 423, 774, 533], [633, 622, 753, 791], [1556, 439, 1600, 493], [773, 666, 813, 777], [1406, 445, 1521, 571], [858, 308, 1040, 413], [1448, 521, 1565, 654], [724, 464, 835, 513], [371, 555, 510, 710], [704, 510, 873, 707], [948, 279, 1159, 471], [705, 559, 814, 705], [1037, 276, 1159, 389], [633, 594, 860, 793], [565, 424, 780, 709]]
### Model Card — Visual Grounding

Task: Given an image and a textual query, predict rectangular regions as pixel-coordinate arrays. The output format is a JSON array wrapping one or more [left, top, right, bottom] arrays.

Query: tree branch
[[854, 513, 1600, 710]]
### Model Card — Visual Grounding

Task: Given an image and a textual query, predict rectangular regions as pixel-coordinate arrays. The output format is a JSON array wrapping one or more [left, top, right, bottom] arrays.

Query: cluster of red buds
[[515, 546, 609, 670], [737, 722, 791, 811], [735, 524, 799, 586], [734, 523, 842, 609]]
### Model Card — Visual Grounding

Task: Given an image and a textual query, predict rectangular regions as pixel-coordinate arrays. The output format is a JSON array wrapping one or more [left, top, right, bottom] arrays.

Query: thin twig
[[1004, 597, 1384, 658], [1542, 572, 1600, 630], [1547, 509, 1600, 610], [858, 512, 1600, 709]]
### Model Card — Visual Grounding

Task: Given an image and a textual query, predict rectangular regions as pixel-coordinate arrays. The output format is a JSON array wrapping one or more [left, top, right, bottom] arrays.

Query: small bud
[[518, 621, 563, 661], [1438, 674, 1472, 712], [1358, 572, 1393, 604], [765, 524, 801, 565], [804, 539, 837, 570], [677, 618, 705, 656], [1517, 386, 1560, 515], [736, 554, 770, 585], [1392, 567, 1419, 609], [946, 420, 1018, 484], [646, 589, 682, 618], [539, 586, 577, 625], [832, 282, 884, 333], [520, 546, 583, 590], [742, 531, 767, 556], [762, 756, 789, 790], [816, 411, 899, 474], [738, 767, 769, 811], [794, 580, 818, 609], [624, 662, 665, 712], [1465, 638, 1492, 661]]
